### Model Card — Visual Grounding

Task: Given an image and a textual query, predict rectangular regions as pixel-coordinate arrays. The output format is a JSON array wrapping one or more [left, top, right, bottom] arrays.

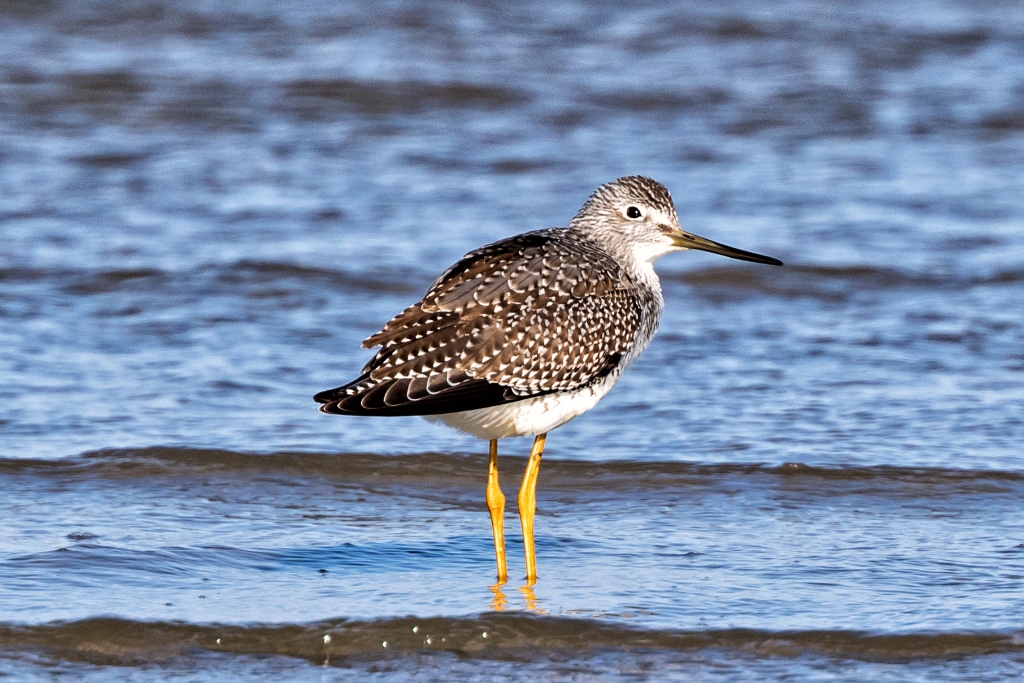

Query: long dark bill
[[671, 230, 783, 266]]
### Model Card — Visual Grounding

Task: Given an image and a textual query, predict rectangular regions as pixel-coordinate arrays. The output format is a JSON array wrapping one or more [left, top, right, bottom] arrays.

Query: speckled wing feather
[[314, 228, 645, 416]]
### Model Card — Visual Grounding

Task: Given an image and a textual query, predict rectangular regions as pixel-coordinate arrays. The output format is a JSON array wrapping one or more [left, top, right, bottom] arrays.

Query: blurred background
[[2, 0, 1023, 463], [2, 0, 1024, 680], [2, 0, 1024, 464]]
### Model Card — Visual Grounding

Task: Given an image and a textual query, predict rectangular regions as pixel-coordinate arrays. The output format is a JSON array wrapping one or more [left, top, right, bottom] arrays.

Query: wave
[[0, 260, 424, 296], [667, 264, 1024, 300], [3, 261, 1022, 301], [285, 79, 529, 119], [1, 615, 1021, 665], [5, 66, 530, 131], [4, 448, 1023, 494], [13, 68, 1022, 141]]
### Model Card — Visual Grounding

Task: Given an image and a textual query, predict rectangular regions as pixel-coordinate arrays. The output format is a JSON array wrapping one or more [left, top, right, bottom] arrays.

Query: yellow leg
[[485, 439, 508, 582], [518, 433, 546, 585]]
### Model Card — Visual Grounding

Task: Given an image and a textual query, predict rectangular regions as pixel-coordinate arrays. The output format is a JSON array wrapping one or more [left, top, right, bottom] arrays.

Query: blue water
[[2, 0, 1024, 680]]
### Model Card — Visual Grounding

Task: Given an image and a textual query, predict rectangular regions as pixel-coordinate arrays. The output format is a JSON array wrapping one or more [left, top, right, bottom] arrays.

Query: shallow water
[[3, 0, 1024, 680]]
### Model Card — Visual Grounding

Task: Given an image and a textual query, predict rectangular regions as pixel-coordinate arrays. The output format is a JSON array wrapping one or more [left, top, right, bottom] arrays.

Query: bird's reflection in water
[[489, 582, 508, 611], [519, 583, 545, 612], [488, 582, 546, 612]]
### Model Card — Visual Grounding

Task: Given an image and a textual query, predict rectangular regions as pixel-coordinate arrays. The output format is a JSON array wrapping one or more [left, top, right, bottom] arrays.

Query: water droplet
[[425, 637, 432, 645], [323, 634, 331, 644], [382, 641, 388, 648], [216, 638, 221, 645], [482, 632, 488, 638], [412, 626, 418, 633]]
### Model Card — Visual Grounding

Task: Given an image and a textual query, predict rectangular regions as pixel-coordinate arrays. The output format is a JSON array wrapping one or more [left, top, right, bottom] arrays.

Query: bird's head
[[570, 175, 783, 267]]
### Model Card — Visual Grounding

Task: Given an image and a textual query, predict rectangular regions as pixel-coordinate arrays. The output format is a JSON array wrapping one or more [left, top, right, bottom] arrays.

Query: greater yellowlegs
[[315, 176, 782, 584]]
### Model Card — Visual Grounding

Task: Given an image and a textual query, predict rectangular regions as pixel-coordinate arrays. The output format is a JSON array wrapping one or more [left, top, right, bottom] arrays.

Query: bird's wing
[[314, 229, 645, 416]]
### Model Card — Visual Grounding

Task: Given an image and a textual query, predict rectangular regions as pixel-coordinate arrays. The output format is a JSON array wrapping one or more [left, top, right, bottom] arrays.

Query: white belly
[[424, 373, 621, 440]]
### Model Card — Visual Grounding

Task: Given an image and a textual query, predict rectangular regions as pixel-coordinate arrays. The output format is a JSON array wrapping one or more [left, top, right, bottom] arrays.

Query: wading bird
[[315, 176, 782, 584]]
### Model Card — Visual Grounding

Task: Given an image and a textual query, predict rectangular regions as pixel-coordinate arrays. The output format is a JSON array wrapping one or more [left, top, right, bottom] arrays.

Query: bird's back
[[314, 228, 662, 417]]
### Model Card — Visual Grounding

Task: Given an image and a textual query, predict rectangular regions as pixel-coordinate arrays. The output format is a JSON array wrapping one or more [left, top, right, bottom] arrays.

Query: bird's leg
[[518, 433, 546, 585], [485, 438, 508, 582]]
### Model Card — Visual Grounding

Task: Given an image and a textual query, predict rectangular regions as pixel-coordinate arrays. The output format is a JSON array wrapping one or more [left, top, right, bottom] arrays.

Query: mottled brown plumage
[[315, 176, 781, 427], [314, 227, 651, 416]]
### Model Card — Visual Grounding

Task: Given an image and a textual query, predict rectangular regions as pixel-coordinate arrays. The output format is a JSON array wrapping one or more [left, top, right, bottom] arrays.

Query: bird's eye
[[625, 206, 642, 219]]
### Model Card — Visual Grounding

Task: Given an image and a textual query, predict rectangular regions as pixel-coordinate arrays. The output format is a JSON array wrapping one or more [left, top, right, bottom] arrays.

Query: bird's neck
[[568, 227, 666, 298]]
